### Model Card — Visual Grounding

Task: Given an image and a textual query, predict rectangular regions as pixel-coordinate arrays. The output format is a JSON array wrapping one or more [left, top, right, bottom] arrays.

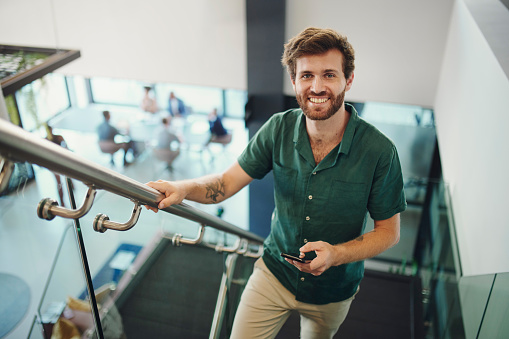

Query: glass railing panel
[[70, 181, 254, 338], [365, 176, 429, 269], [27, 316, 45, 339], [1, 117, 258, 338], [429, 269, 465, 339], [477, 272, 509, 339], [71, 189, 164, 338], [0, 165, 77, 339], [414, 179, 466, 338], [458, 273, 495, 339], [36, 222, 101, 339]]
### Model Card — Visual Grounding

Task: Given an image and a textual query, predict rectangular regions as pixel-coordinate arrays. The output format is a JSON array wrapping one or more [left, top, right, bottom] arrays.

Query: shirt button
[[304, 239, 308, 243], [305, 216, 310, 221], [308, 195, 313, 200], [313, 172, 317, 175], [301, 277, 305, 281]]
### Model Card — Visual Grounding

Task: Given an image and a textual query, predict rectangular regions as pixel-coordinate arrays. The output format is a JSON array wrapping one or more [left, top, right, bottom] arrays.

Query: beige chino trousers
[[230, 258, 357, 339]]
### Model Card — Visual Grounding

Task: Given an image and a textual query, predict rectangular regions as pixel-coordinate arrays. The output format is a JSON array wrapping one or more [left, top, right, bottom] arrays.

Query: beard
[[296, 87, 346, 121]]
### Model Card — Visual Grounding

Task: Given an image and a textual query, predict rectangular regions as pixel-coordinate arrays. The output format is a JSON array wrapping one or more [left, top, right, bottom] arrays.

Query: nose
[[311, 77, 325, 95]]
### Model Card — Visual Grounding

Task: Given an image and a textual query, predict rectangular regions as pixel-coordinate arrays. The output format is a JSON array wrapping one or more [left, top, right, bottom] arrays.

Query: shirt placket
[[296, 168, 319, 294]]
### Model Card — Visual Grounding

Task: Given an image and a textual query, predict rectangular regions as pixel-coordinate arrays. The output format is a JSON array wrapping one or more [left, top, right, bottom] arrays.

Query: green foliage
[[4, 94, 20, 126]]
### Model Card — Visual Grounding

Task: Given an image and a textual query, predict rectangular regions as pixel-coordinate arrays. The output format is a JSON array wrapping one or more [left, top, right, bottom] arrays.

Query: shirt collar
[[293, 113, 314, 167], [293, 103, 360, 156], [338, 103, 359, 156]]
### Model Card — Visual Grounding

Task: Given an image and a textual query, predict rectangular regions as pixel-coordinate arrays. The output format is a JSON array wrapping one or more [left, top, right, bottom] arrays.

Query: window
[[15, 73, 70, 131], [90, 77, 142, 106], [224, 89, 247, 119], [155, 83, 223, 115], [87, 76, 247, 118]]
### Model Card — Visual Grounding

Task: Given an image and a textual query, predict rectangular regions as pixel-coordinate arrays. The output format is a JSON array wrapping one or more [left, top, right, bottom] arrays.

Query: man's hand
[[284, 241, 339, 276], [284, 214, 400, 275], [144, 180, 187, 212]]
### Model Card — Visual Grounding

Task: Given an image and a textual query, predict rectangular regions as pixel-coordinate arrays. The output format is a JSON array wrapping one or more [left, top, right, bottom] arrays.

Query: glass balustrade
[[475, 272, 509, 338], [31, 223, 103, 339], [22, 175, 257, 338]]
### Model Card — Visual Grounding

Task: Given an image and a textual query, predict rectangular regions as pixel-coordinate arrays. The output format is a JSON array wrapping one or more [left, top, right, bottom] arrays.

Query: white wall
[[434, 0, 509, 276], [285, 0, 454, 107], [1, 0, 453, 103], [0, 0, 247, 90]]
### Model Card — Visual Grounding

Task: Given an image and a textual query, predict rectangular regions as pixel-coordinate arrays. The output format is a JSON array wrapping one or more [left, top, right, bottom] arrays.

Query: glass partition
[[35, 221, 101, 339], [416, 180, 466, 338], [46, 184, 251, 338], [476, 272, 509, 338], [458, 273, 495, 338], [27, 316, 44, 339], [18, 165, 254, 339]]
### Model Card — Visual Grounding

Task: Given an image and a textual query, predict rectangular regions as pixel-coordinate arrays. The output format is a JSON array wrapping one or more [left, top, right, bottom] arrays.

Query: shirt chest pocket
[[273, 163, 297, 202], [328, 180, 368, 222]]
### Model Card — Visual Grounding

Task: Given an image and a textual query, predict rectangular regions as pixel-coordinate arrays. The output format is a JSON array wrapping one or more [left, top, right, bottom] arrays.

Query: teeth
[[309, 97, 328, 103]]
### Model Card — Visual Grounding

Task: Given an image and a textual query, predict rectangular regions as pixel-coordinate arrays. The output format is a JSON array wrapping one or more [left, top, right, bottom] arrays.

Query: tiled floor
[[0, 105, 250, 338]]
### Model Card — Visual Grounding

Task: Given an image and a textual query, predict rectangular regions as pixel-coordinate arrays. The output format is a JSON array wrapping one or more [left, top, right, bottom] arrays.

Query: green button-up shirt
[[238, 104, 407, 305]]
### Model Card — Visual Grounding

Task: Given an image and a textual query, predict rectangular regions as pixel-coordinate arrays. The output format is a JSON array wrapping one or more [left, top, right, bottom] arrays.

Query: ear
[[291, 76, 296, 92], [345, 72, 354, 91]]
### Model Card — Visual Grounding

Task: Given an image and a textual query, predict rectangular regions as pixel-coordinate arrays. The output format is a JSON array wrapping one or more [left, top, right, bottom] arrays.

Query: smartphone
[[281, 252, 306, 263]]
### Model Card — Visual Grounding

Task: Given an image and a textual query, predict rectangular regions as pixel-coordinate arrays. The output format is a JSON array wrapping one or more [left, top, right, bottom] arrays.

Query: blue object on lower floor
[[79, 243, 142, 300]]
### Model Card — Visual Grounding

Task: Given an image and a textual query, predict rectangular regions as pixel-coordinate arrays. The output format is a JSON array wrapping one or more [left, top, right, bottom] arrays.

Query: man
[[153, 117, 181, 169], [167, 91, 187, 117], [146, 27, 406, 338], [156, 116, 182, 149], [140, 86, 159, 114], [206, 108, 231, 145], [208, 108, 228, 138], [97, 110, 136, 166]]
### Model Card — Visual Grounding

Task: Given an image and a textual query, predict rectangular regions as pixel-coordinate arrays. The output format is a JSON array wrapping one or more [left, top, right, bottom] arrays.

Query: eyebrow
[[298, 69, 340, 75]]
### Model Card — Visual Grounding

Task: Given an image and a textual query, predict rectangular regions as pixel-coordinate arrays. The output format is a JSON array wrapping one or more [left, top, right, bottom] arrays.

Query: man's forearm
[[179, 162, 253, 204], [332, 214, 400, 266], [147, 162, 253, 210], [182, 174, 227, 204]]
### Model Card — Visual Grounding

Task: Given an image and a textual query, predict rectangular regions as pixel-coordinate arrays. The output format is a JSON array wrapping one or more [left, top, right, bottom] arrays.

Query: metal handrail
[[0, 119, 265, 245]]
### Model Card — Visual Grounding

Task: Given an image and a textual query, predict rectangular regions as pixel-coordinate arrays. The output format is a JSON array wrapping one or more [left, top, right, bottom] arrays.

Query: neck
[[306, 106, 350, 145]]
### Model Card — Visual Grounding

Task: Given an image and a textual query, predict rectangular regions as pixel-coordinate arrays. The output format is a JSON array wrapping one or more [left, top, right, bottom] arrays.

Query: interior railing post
[[209, 253, 238, 339], [66, 177, 104, 339]]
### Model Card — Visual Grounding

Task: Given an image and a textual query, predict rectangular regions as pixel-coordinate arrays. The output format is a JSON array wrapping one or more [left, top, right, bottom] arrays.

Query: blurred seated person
[[154, 117, 181, 169], [97, 110, 137, 166], [140, 86, 159, 114], [168, 91, 187, 117], [207, 108, 231, 145], [46, 123, 68, 149], [45, 123, 72, 205]]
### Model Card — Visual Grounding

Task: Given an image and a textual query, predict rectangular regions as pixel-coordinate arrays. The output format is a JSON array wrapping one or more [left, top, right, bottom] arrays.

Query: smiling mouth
[[309, 97, 329, 104]]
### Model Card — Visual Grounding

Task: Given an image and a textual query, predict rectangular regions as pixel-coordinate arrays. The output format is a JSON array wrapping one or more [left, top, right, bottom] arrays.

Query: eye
[[302, 74, 313, 79], [324, 73, 336, 78]]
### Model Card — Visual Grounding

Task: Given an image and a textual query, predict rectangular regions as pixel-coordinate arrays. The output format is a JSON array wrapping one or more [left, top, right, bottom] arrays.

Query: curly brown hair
[[281, 27, 355, 81]]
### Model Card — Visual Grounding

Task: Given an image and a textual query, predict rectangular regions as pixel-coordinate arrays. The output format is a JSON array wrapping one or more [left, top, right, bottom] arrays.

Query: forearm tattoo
[[205, 179, 225, 202], [355, 229, 375, 242]]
